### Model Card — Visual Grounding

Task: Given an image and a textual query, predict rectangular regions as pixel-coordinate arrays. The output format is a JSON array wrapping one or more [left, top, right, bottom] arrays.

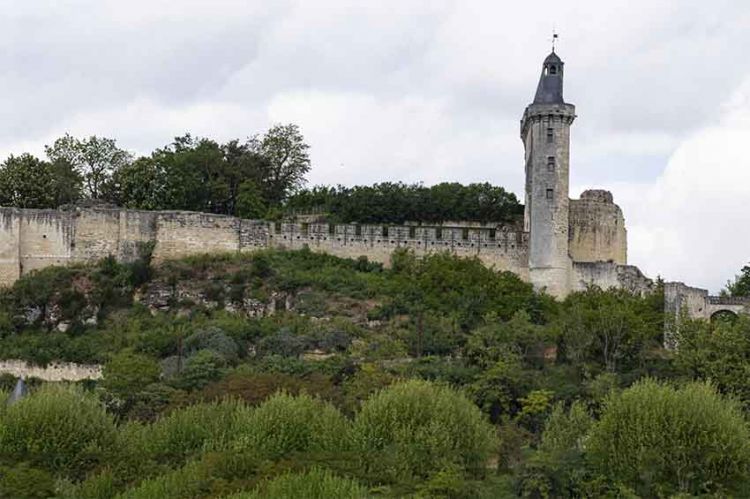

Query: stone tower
[[521, 51, 576, 297]]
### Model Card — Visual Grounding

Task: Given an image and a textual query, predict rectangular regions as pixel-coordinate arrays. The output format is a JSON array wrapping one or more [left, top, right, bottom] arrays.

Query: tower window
[[546, 128, 554, 143], [546, 189, 554, 200], [547, 156, 555, 171], [549, 65, 557, 75]]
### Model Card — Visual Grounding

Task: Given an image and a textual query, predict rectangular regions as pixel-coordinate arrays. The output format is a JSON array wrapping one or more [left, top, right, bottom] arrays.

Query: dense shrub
[[230, 467, 368, 499], [0, 384, 116, 477], [232, 392, 351, 458], [0, 463, 56, 499], [352, 379, 497, 479], [116, 451, 262, 499], [133, 399, 252, 466], [587, 379, 750, 496]]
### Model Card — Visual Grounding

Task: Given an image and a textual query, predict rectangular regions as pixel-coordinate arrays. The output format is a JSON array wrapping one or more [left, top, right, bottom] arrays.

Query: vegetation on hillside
[[1, 248, 748, 496]]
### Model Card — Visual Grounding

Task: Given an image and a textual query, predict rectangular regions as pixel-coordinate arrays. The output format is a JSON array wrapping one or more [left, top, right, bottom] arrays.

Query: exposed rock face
[[135, 281, 290, 317]]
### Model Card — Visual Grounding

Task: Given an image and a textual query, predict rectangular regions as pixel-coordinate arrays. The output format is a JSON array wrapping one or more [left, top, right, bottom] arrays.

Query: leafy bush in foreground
[[232, 392, 350, 458], [352, 379, 497, 480], [229, 467, 368, 499], [133, 399, 252, 466], [587, 379, 750, 496], [0, 384, 115, 478]]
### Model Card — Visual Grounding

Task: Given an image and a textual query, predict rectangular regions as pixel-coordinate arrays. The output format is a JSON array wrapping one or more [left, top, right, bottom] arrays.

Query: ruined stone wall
[[0, 359, 102, 381], [569, 190, 627, 265], [0, 207, 531, 286], [571, 261, 652, 294]]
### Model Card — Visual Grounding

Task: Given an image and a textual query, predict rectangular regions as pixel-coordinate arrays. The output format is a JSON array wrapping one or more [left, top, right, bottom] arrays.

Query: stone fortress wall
[[0, 195, 649, 295], [0, 206, 532, 287]]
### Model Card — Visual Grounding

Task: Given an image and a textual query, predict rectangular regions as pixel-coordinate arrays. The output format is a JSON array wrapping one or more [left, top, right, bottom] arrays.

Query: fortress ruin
[[0, 50, 652, 298], [5, 50, 746, 332]]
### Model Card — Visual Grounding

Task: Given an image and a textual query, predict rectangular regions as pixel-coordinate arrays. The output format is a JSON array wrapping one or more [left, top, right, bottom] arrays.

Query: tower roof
[[533, 51, 566, 105], [544, 51, 562, 64]]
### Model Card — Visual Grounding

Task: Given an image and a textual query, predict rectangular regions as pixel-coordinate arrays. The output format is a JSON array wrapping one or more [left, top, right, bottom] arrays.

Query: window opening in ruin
[[435, 228, 442, 239], [546, 128, 554, 143], [547, 156, 555, 172], [489, 229, 496, 239], [383, 226, 389, 238], [409, 226, 416, 239], [546, 188, 554, 200], [355, 225, 362, 236]]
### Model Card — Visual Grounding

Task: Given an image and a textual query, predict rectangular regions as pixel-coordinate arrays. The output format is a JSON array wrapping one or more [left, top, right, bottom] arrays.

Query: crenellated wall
[[0, 207, 531, 286]]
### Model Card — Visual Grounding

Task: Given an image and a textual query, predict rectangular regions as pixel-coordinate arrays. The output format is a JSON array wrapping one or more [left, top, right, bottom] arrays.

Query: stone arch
[[710, 309, 739, 323]]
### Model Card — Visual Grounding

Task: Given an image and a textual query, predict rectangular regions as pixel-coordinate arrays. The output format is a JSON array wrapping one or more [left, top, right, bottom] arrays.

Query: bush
[[101, 351, 161, 398], [116, 451, 261, 499], [352, 379, 497, 480], [0, 463, 56, 499], [587, 379, 750, 496], [232, 392, 350, 459], [172, 349, 228, 390], [0, 384, 115, 478], [230, 467, 368, 499], [134, 399, 252, 466]]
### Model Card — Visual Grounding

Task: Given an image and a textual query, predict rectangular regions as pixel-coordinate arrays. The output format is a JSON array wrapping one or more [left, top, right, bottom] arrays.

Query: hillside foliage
[[0, 249, 748, 497]]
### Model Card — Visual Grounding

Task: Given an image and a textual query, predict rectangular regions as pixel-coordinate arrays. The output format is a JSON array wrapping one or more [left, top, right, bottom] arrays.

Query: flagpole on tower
[[551, 28, 559, 53]]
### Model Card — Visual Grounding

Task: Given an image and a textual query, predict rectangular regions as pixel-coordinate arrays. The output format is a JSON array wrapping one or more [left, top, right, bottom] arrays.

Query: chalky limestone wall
[[0, 207, 530, 286], [569, 190, 627, 265], [0, 360, 102, 381]]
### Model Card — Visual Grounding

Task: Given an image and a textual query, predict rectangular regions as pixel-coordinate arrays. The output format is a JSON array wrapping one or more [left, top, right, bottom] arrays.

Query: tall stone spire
[[521, 51, 576, 298], [533, 52, 565, 105]]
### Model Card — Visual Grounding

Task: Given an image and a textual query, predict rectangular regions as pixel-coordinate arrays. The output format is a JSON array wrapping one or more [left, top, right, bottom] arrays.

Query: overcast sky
[[1, 0, 749, 292]]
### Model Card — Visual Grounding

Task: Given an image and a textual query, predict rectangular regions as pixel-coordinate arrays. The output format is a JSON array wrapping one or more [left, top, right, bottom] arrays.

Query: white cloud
[[617, 76, 750, 292], [1, 0, 750, 289]]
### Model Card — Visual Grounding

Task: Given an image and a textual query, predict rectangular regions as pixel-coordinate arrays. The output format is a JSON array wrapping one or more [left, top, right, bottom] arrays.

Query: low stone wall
[[0, 360, 103, 381]]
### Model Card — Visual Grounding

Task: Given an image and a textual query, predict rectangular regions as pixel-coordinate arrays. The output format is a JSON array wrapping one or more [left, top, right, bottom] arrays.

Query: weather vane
[[551, 28, 559, 53]]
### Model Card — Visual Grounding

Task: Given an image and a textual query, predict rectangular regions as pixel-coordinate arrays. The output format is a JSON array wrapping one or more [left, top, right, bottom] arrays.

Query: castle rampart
[[0, 207, 531, 287]]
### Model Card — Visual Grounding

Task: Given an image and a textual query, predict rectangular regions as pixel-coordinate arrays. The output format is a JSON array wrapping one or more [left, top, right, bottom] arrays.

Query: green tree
[[559, 287, 659, 373], [674, 316, 750, 406], [232, 391, 351, 458], [352, 379, 497, 480], [46, 134, 132, 200], [519, 401, 595, 497], [236, 180, 268, 218], [587, 379, 750, 496], [0, 154, 68, 208], [110, 156, 168, 210], [250, 123, 311, 205], [725, 264, 750, 297]]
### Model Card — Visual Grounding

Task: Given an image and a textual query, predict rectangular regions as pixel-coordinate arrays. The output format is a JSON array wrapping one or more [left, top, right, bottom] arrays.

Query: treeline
[[285, 182, 523, 225], [0, 126, 524, 225], [0, 124, 310, 219]]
